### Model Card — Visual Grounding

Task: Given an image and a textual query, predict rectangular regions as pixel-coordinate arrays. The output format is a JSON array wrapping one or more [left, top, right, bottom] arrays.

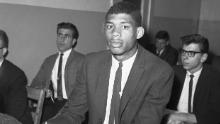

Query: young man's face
[[104, 13, 143, 61], [155, 38, 167, 51], [181, 43, 207, 73], [56, 28, 76, 53]]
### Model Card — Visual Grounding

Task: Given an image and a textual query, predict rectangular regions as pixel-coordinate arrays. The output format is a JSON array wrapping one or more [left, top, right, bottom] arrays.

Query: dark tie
[[109, 62, 123, 124], [188, 74, 194, 113], [57, 53, 63, 100]]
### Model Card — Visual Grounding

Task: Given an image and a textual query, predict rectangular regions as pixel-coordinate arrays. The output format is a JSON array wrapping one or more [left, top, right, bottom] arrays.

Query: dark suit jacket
[[48, 45, 174, 124], [167, 64, 220, 124], [158, 45, 178, 66], [0, 59, 33, 124], [31, 49, 84, 97]]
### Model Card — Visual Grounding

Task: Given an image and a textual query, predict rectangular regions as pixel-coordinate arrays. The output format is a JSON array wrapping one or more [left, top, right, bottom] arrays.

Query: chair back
[[26, 86, 46, 124]]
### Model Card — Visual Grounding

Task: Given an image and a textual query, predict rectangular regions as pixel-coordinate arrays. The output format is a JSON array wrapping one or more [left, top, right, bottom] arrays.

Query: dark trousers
[[41, 98, 67, 123]]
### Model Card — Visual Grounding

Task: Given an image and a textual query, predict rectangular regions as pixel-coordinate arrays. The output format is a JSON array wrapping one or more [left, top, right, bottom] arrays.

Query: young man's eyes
[[105, 24, 113, 30], [121, 25, 130, 30], [105, 24, 131, 30]]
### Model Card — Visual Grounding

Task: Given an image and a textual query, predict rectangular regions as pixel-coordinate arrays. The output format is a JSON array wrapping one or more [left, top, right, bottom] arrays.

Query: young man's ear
[[2, 48, 8, 57], [201, 53, 208, 63], [136, 27, 144, 39]]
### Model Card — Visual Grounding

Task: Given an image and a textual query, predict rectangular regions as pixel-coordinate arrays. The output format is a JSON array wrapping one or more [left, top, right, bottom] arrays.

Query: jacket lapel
[[45, 54, 58, 89], [193, 66, 208, 112], [119, 46, 145, 116], [64, 50, 75, 94]]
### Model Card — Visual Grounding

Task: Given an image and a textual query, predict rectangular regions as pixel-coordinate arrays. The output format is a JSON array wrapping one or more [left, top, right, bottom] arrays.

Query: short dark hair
[[105, 1, 142, 26], [0, 29, 9, 48], [57, 22, 79, 40], [181, 34, 209, 53], [155, 30, 170, 41]]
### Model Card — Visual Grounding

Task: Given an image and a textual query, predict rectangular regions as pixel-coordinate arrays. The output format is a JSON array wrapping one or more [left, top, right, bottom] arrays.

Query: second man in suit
[[155, 30, 178, 66], [31, 22, 85, 122]]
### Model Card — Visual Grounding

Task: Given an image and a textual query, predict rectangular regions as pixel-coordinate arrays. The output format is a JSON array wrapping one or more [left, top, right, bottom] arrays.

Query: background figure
[[155, 30, 178, 66], [0, 30, 33, 124], [166, 34, 220, 124], [31, 22, 85, 122], [47, 1, 174, 124]]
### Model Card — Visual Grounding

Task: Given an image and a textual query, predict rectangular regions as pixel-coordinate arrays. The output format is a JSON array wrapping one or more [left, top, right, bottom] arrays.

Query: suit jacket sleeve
[[5, 71, 29, 121], [196, 74, 220, 124], [135, 67, 174, 124]]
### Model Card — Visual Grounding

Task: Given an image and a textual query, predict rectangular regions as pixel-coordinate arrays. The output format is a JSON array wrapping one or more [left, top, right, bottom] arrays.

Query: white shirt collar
[[0, 58, 4, 68], [112, 50, 138, 65], [186, 67, 203, 77], [58, 48, 72, 58]]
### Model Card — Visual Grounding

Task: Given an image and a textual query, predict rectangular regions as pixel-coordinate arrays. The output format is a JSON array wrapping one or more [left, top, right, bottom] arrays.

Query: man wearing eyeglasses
[[31, 22, 85, 122], [165, 34, 220, 124]]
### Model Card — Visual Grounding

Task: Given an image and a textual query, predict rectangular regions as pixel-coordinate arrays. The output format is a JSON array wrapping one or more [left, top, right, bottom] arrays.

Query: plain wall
[[0, 0, 110, 12], [199, 0, 220, 55], [0, 3, 107, 83]]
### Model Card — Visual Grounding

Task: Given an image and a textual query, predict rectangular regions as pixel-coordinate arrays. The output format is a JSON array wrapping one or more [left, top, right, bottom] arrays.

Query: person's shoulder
[[86, 50, 110, 59], [45, 53, 58, 60], [70, 50, 85, 59], [83, 50, 110, 65], [4, 60, 25, 75], [140, 47, 173, 71], [166, 44, 178, 53], [203, 64, 220, 77]]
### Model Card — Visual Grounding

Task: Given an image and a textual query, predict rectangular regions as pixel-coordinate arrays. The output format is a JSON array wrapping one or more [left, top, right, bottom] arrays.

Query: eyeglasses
[[57, 33, 72, 39], [180, 49, 203, 57]]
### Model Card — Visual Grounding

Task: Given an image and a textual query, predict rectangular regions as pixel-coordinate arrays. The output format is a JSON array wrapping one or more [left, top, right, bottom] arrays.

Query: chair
[[26, 86, 46, 124]]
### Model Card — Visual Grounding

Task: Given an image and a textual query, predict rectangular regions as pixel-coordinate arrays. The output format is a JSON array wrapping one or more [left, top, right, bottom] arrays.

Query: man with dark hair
[[0, 29, 33, 124], [166, 34, 220, 124], [155, 30, 178, 66], [31, 22, 84, 122], [47, 2, 174, 124]]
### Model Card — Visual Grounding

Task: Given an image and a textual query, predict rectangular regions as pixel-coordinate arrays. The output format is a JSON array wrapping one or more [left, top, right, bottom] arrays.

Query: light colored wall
[[0, 0, 110, 12], [199, 0, 220, 55], [0, 3, 108, 83]]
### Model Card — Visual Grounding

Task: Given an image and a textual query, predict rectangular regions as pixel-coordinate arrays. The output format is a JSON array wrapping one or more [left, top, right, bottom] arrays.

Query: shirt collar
[[112, 50, 138, 66], [187, 67, 203, 77], [58, 48, 72, 58]]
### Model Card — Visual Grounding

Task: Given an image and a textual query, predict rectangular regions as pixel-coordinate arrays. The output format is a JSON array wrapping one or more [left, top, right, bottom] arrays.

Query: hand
[[167, 112, 197, 124], [46, 89, 53, 98], [167, 119, 184, 124]]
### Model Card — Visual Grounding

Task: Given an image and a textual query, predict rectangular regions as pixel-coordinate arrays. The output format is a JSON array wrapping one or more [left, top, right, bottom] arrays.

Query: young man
[[31, 22, 84, 122], [166, 34, 220, 124], [47, 2, 174, 124], [0, 30, 33, 124], [155, 30, 178, 66]]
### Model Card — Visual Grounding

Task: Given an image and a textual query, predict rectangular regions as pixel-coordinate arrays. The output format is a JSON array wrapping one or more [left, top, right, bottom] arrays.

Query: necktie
[[188, 74, 194, 113], [109, 62, 123, 124], [57, 53, 63, 100]]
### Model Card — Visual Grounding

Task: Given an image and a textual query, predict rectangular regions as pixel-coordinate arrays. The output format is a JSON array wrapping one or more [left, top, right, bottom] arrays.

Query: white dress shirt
[[51, 49, 72, 99], [177, 67, 203, 113], [103, 51, 137, 124]]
